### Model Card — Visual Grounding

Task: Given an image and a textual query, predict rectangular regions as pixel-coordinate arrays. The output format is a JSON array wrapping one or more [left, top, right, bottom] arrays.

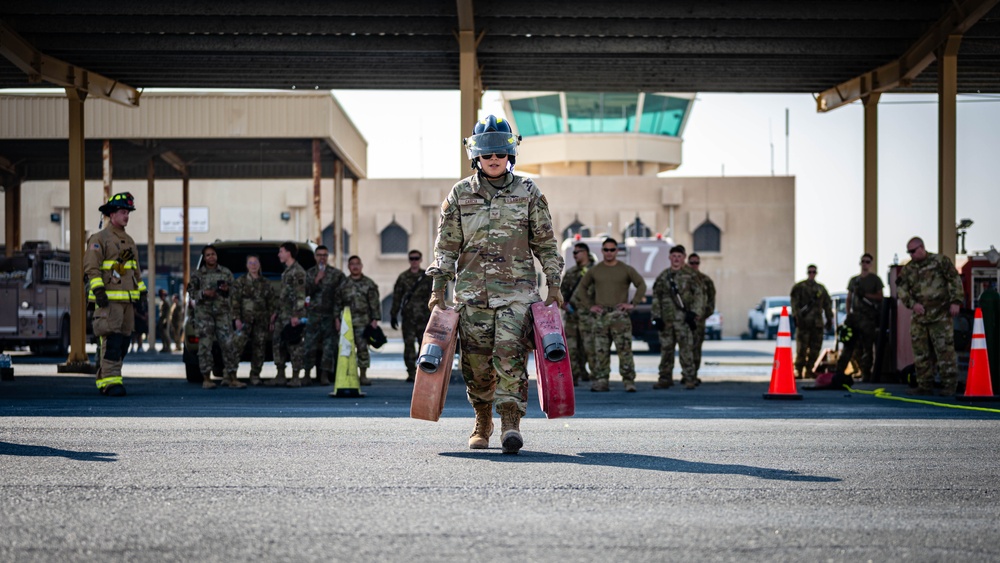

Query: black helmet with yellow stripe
[[99, 192, 136, 216]]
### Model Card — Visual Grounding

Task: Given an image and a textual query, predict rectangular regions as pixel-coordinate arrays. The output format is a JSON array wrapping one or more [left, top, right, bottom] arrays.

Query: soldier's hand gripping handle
[[94, 287, 110, 308], [544, 283, 564, 308], [428, 289, 447, 311]]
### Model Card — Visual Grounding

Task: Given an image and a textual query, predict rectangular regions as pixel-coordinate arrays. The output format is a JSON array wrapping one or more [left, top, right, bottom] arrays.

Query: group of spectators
[[129, 290, 184, 353]]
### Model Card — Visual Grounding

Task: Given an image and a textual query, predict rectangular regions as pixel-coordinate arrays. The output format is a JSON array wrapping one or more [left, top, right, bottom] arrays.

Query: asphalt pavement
[[2, 338, 1000, 562]]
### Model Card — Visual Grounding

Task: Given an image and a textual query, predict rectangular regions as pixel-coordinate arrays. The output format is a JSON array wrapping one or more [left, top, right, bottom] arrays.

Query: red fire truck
[[0, 241, 73, 356]]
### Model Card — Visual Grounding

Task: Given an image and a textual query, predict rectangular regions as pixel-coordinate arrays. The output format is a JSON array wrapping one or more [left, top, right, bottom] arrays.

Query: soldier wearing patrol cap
[[84, 191, 147, 396], [427, 115, 564, 454]]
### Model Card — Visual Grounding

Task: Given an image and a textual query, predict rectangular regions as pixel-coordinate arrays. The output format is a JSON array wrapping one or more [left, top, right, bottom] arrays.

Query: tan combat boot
[[249, 370, 262, 386], [265, 368, 287, 387], [468, 403, 494, 450], [497, 402, 523, 455], [225, 372, 246, 389], [590, 379, 610, 392], [286, 370, 302, 388], [359, 367, 371, 386], [652, 378, 673, 389], [202, 375, 217, 390], [318, 370, 332, 386], [300, 369, 312, 387]]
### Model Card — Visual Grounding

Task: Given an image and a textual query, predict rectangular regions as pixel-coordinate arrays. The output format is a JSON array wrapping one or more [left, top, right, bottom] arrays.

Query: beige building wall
[[2, 175, 794, 337]]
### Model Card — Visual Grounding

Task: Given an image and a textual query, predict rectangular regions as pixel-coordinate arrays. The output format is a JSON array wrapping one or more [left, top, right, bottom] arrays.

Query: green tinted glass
[[639, 94, 689, 136], [510, 95, 562, 136], [565, 92, 638, 133]]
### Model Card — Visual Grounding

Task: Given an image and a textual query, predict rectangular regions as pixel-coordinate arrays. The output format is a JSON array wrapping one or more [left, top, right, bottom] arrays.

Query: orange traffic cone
[[957, 308, 995, 402], [764, 306, 802, 400]]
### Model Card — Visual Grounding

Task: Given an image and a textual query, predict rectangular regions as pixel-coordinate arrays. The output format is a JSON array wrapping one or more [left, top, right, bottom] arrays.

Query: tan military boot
[[300, 369, 312, 387], [623, 379, 637, 393], [202, 376, 217, 390], [286, 370, 302, 388], [497, 402, 523, 455], [265, 368, 287, 387], [468, 403, 494, 450], [590, 379, 609, 392], [249, 370, 262, 386], [225, 372, 246, 389], [359, 367, 371, 386], [318, 370, 332, 386]]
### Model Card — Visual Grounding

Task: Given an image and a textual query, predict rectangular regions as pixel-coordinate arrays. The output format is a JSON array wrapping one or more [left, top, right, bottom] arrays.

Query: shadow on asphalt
[[0, 441, 117, 462], [439, 451, 841, 482]]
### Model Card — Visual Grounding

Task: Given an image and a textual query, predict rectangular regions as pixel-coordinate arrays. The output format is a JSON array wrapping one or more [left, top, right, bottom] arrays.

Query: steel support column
[[457, 0, 482, 178], [938, 35, 961, 262], [313, 139, 322, 244], [4, 175, 21, 257], [333, 159, 344, 268], [351, 178, 359, 256], [146, 158, 157, 351], [863, 93, 880, 267], [102, 140, 112, 202], [59, 88, 93, 371], [182, 174, 190, 297]]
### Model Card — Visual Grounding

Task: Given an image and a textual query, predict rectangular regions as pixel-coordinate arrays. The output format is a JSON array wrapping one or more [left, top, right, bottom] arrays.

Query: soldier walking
[[188, 245, 242, 389], [84, 191, 147, 397], [651, 245, 706, 390], [427, 115, 564, 454], [303, 245, 346, 386], [897, 237, 965, 396], [268, 242, 308, 387], [790, 264, 834, 379], [688, 253, 716, 378], [571, 238, 646, 392], [341, 255, 381, 386], [561, 242, 596, 386], [229, 254, 276, 386], [390, 249, 433, 382]]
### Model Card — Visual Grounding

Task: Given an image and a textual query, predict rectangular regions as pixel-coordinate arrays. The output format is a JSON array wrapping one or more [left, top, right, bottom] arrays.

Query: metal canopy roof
[[2, 1, 1000, 94]]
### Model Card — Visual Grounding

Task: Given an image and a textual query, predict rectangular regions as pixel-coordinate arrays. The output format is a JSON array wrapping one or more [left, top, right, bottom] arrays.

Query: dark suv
[[182, 240, 316, 382]]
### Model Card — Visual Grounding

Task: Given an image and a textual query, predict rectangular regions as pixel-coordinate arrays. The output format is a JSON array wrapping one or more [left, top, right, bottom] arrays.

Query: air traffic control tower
[[500, 92, 694, 177]]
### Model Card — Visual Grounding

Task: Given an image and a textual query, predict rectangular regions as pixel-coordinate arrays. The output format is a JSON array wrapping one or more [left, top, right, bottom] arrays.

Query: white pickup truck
[[747, 296, 791, 339]]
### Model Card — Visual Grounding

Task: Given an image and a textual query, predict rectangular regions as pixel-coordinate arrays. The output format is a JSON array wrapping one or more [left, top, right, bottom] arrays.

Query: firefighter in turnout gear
[[85, 192, 147, 396]]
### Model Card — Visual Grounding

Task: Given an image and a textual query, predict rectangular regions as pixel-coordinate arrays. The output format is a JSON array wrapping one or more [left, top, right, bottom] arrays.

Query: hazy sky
[[332, 89, 1000, 294]]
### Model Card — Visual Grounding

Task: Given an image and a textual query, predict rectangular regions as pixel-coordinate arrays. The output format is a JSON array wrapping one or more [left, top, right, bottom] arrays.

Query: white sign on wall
[[160, 207, 209, 233]]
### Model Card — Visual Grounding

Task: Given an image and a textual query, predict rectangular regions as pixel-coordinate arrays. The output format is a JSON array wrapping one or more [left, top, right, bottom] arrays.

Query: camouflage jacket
[[342, 275, 380, 323], [898, 252, 964, 325], [230, 273, 275, 324], [277, 260, 307, 320], [305, 264, 346, 319], [188, 264, 235, 316], [84, 223, 146, 304], [561, 261, 595, 319], [170, 302, 184, 330], [158, 299, 172, 326], [790, 279, 833, 328], [695, 270, 716, 318], [651, 266, 706, 322], [427, 173, 564, 308], [391, 269, 433, 323]]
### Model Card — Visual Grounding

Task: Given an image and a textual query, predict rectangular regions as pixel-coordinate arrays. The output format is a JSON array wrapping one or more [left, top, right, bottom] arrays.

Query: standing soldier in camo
[[341, 255, 381, 386], [188, 245, 242, 389], [84, 191, 147, 397], [170, 294, 184, 351], [390, 249, 433, 382], [269, 242, 308, 387], [228, 254, 276, 386], [157, 289, 173, 353], [651, 245, 706, 390], [688, 253, 716, 379], [427, 115, 564, 454], [897, 237, 965, 397], [561, 242, 596, 386], [844, 252, 884, 382], [303, 245, 346, 386], [571, 237, 646, 393], [790, 264, 834, 379]]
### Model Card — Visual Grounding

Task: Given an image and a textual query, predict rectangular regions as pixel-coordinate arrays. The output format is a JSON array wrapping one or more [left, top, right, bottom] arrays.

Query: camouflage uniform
[[897, 252, 964, 394], [572, 262, 646, 386], [273, 260, 308, 374], [341, 275, 381, 370], [651, 266, 706, 387], [390, 269, 433, 378], [228, 272, 276, 382], [303, 264, 346, 378], [84, 222, 146, 393], [846, 272, 884, 381], [790, 278, 833, 378], [157, 296, 173, 352], [188, 263, 237, 378], [427, 173, 563, 415], [693, 270, 716, 375], [170, 299, 184, 351], [560, 260, 596, 383]]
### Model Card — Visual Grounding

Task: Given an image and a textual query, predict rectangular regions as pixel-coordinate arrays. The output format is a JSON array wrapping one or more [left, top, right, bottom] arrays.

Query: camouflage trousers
[[794, 326, 824, 377], [851, 315, 879, 380], [303, 313, 337, 373], [401, 314, 429, 376], [194, 309, 235, 376], [657, 318, 697, 383], [227, 317, 272, 377], [458, 302, 532, 415], [158, 318, 172, 351], [592, 309, 635, 382], [272, 316, 305, 372], [351, 317, 372, 369], [693, 318, 706, 375], [911, 319, 957, 393], [565, 311, 595, 382]]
